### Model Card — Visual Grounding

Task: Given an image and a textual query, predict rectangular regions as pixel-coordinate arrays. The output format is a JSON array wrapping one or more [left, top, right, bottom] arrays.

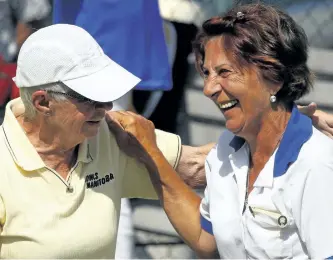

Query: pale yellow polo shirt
[[0, 98, 181, 259]]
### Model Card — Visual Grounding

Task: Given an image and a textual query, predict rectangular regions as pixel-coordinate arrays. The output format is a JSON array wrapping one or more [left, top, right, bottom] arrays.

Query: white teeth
[[219, 100, 238, 109]]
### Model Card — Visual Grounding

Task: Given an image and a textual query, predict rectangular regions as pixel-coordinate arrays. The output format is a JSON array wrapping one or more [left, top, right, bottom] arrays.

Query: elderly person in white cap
[[0, 23, 213, 259]]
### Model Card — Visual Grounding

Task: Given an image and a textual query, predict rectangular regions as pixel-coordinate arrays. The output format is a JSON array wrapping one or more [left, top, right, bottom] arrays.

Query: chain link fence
[[235, 0, 333, 49]]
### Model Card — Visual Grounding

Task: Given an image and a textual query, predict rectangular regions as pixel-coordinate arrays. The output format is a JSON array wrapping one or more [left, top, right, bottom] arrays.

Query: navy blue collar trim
[[228, 104, 313, 177], [229, 136, 245, 152], [274, 104, 312, 177]]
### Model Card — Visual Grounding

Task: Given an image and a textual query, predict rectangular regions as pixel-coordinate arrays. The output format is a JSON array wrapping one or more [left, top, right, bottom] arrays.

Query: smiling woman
[[107, 3, 333, 259], [188, 5, 332, 257], [193, 5, 313, 138]]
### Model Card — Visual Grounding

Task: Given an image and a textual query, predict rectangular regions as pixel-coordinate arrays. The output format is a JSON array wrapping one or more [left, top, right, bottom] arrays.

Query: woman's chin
[[225, 121, 243, 135]]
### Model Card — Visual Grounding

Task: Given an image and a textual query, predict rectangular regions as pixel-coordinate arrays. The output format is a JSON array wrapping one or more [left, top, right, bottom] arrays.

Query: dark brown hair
[[193, 3, 314, 105]]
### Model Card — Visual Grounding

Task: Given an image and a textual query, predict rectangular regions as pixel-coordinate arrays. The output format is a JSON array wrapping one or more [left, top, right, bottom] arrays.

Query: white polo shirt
[[200, 106, 333, 259], [0, 98, 181, 259]]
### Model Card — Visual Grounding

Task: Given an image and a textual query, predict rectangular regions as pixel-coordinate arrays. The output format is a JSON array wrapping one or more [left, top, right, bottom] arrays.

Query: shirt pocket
[[248, 207, 294, 259]]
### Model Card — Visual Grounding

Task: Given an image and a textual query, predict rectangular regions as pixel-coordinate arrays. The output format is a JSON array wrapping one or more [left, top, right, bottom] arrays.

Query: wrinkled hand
[[105, 111, 160, 167], [310, 110, 333, 138], [298, 102, 317, 117], [298, 102, 333, 138]]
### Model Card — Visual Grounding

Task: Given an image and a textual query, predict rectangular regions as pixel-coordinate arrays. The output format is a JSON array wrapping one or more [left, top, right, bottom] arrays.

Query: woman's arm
[[106, 111, 218, 258], [143, 150, 218, 258]]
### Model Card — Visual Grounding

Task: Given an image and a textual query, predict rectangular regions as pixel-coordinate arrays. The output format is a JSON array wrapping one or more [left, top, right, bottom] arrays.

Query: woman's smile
[[218, 99, 239, 110]]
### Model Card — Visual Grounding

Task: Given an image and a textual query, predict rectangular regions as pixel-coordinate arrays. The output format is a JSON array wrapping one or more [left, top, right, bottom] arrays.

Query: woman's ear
[[31, 90, 51, 115], [272, 81, 283, 95]]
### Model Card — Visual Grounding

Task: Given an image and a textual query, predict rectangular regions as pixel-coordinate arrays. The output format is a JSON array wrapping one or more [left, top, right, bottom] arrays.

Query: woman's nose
[[203, 80, 222, 101]]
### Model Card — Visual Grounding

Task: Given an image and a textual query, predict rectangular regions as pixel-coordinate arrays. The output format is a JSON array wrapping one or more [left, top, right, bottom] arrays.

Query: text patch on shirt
[[85, 172, 114, 189]]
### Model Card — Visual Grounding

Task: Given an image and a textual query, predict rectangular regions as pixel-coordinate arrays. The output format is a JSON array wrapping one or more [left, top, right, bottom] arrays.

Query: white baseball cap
[[13, 24, 141, 102]]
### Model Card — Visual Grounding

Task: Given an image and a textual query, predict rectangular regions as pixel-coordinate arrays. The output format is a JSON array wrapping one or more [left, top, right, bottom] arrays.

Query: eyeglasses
[[45, 90, 113, 107]]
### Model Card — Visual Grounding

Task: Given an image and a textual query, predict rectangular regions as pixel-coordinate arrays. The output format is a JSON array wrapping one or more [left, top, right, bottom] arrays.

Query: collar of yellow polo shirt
[[0, 98, 181, 259]]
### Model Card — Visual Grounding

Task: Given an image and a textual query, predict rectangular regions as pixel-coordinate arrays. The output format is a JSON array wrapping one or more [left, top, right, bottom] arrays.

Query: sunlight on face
[[203, 37, 273, 138]]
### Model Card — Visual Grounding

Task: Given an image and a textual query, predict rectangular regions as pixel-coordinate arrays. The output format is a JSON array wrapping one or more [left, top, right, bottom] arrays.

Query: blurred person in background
[[52, 0, 174, 258], [0, 0, 51, 62], [107, 3, 333, 258], [0, 0, 52, 121]]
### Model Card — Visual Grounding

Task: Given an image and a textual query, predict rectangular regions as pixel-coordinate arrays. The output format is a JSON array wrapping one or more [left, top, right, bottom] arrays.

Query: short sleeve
[[293, 162, 333, 258], [200, 159, 213, 235], [121, 129, 181, 198]]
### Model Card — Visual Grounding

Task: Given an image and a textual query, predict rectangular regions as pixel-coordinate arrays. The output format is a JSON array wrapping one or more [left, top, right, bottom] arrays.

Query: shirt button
[[66, 186, 74, 193]]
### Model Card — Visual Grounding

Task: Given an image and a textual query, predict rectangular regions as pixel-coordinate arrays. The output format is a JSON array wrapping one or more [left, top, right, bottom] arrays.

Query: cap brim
[[62, 59, 141, 102]]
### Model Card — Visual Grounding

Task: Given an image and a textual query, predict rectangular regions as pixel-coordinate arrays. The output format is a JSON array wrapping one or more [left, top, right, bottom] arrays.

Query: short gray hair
[[20, 82, 71, 119]]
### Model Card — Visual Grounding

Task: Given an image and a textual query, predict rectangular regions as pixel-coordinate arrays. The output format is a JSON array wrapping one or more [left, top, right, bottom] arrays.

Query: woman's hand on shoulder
[[298, 102, 333, 138]]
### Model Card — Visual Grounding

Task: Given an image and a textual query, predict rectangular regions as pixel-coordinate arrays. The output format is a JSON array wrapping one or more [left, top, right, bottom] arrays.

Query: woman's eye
[[202, 69, 209, 79], [219, 69, 231, 76]]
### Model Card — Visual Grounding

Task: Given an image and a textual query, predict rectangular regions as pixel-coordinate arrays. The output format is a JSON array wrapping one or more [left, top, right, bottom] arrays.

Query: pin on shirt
[[278, 215, 288, 228]]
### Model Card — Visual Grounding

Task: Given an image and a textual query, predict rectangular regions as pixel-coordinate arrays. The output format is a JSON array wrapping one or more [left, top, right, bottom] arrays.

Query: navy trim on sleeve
[[326, 256, 333, 259], [200, 214, 213, 235]]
